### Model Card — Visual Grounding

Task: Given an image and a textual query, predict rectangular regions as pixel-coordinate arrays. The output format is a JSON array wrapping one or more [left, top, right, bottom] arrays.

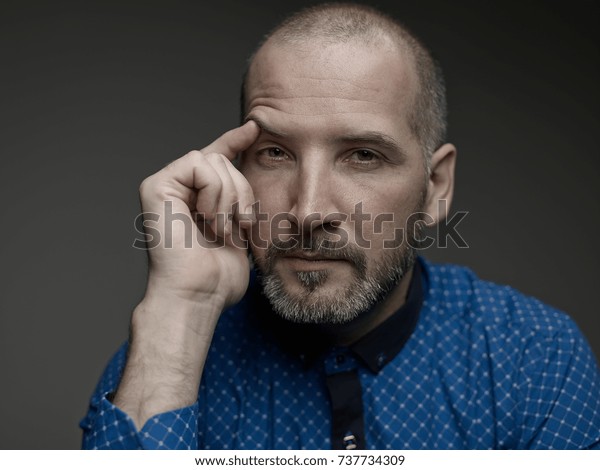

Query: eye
[[355, 150, 376, 161], [265, 147, 286, 159], [346, 149, 382, 168], [254, 146, 291, 167]]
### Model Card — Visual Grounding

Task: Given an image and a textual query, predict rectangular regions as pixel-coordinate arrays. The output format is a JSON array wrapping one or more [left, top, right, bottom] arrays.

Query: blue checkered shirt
[[81, 258, 600, 449]]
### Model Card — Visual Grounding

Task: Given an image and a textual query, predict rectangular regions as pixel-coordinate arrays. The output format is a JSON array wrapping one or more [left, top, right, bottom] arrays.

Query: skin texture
[[113, 123, 261, 428], [241, 37, 456, 339], [114, 35, 456, 429]]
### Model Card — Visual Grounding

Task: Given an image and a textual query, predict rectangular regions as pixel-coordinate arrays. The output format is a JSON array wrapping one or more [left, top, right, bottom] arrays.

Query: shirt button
[[335, 354, 346, 365], [376, 352, 387, 367]]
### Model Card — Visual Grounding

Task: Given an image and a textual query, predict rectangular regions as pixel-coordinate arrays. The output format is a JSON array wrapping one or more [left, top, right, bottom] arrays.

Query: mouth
[[283, 251, 346, 261], [280, 253, 349, 270]]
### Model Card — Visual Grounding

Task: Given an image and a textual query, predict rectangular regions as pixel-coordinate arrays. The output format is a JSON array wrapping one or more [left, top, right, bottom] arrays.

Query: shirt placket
[[323, 348, 365, 450]]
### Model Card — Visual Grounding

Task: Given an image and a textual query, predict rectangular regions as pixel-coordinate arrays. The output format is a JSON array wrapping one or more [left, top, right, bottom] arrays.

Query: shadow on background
[[0, 0, 598, 449]]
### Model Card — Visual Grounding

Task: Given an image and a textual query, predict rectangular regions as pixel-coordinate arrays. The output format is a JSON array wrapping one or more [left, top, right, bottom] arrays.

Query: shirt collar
[[249, 257, 425, 374], [349, 258, 424, 372]]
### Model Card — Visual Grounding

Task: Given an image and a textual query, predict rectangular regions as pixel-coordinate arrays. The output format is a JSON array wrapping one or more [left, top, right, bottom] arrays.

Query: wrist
[[145, 271, 228, 308], [114, 296, 223, 428], [131, 293, 224, 354]]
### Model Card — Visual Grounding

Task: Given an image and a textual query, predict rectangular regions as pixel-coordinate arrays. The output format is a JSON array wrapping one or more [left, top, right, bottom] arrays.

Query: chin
[[260, 268, 378, 325]]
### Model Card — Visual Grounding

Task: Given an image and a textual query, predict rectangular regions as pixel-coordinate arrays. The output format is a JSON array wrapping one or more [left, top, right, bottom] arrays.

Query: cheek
[[243, 167, 289, 213], [353, 185, 426, 248]]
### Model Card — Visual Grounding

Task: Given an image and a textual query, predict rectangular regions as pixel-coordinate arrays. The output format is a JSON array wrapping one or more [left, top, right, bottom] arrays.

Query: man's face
[[240, 38, 428, 324]]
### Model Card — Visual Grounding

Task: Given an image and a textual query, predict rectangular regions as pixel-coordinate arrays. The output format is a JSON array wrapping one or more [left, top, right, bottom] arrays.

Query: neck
[[318, 266, 415, 346]]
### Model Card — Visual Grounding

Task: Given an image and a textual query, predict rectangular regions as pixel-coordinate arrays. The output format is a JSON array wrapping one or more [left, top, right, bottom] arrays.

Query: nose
[[287, 155, 344, 235]]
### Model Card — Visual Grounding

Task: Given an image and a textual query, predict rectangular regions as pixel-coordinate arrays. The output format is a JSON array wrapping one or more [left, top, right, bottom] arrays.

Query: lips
[[265, 239, 367, 276], [283, 252, 346, 262], [280, 254, 350, 270]]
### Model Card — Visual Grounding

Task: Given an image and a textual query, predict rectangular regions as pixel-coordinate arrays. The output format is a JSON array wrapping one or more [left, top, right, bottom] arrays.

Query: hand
[[114, 121, 260, 428], [139, 120, 260, 310]]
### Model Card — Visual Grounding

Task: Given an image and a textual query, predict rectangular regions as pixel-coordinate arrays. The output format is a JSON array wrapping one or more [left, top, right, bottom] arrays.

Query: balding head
[[241, 2, 447, 165]]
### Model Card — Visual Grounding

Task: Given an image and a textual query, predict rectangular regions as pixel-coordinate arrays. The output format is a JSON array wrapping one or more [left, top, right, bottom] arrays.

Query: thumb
[[201, 120, 260, 160]]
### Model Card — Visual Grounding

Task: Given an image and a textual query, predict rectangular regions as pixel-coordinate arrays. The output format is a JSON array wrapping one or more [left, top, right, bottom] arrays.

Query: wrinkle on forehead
[[248, 97, 386, 117], [245, 39, 416, 121], [249, 74, 383, 102]]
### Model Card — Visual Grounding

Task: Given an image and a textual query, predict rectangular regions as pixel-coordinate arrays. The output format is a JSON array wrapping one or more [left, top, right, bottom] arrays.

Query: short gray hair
[[240, 2, 447, 167]]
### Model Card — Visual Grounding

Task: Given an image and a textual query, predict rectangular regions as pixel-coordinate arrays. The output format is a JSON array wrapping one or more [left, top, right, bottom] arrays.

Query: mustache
[[265, 234, 367, 275]]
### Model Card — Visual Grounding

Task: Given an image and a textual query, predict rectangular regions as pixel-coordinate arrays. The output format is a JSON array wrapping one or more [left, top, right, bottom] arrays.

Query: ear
[[423, 143, 457, 225]]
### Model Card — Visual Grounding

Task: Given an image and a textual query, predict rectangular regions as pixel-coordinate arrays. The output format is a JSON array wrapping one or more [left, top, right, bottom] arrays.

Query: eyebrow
[[245, 115, 288, 139], [246, 115, 408, 161]]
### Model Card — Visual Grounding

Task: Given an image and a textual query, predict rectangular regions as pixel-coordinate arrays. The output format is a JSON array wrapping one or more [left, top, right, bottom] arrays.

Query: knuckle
[[183, 150, 204, 166], [179, 150, 203, 166], [186, 149, 203, 158], [138, 176, 154, 195], [205, 152, 224, 164], [228, 188, 239, 205], [139, 178, 165, 203], [209, 173, 223, 192]]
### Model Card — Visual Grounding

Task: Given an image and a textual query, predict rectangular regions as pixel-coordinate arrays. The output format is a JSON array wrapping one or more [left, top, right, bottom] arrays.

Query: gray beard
[[255, 227, 421, 325]]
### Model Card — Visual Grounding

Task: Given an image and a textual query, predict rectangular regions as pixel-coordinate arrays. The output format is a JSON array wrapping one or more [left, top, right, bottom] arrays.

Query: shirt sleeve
[[518, 316, 600, 449], [80, 342, 199, 449]]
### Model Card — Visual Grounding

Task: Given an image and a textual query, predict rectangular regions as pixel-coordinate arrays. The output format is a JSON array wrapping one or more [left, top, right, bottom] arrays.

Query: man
[[81, 3, 600, 449]]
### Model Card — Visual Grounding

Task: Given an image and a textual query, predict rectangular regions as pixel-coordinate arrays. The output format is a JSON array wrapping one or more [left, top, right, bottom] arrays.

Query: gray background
[[0, 0, 598, 449]]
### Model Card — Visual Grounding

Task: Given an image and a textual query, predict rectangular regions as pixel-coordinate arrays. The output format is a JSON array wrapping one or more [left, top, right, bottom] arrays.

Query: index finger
[[201, 120, 260, 160]]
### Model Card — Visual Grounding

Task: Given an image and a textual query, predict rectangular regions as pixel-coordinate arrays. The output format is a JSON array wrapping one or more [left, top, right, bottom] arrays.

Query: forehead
[[245, 38, 418, 143]]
